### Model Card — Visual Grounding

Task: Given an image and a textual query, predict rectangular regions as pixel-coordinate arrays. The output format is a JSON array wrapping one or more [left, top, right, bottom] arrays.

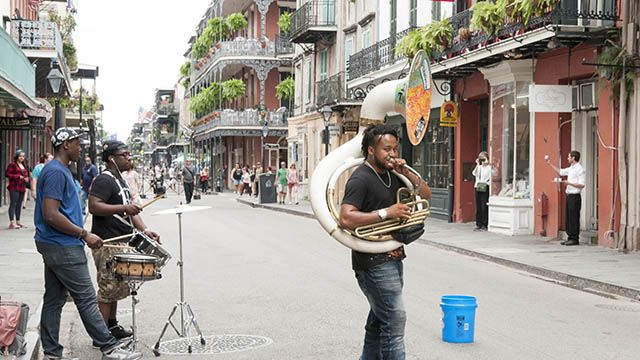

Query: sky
[[72, 0, 210, 140]]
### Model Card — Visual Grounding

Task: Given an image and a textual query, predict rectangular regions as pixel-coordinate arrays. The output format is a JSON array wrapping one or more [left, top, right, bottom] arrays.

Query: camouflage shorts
[[92, 244, 131, 303]]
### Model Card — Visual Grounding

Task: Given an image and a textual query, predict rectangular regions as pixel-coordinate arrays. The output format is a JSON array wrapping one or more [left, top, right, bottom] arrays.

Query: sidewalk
[[234, 194, 640, 301], [0, 204, 44, 360]]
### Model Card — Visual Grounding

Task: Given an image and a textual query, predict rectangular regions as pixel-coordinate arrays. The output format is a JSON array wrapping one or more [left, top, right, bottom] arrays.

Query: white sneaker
[[102, 345, 143, 360], [44, 355, 79, 360]]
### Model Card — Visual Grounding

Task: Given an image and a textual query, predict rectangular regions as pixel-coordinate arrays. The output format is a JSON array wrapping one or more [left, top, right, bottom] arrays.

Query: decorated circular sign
[[404, 50, 432, 146]]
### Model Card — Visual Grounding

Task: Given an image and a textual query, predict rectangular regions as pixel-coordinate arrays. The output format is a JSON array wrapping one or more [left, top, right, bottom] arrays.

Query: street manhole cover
[[157, 334, 272, 355], [595, 304, 640, 312]]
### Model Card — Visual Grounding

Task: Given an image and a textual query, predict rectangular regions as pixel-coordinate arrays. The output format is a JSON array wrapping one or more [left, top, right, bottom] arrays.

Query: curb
[[235, 198, 640, 302], [19, 300, 42, 360]]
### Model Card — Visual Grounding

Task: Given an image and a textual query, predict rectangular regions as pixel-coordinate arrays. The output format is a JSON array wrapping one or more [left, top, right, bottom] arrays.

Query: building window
[[412, 110, 450, 189], [345, 36, 354, 76], [304, 58, 312, 104], [390, 0, 397, 37], [319, 49, 328, 80], [432, 1, 442, 21], [362, 26, 371, 49], [410, 0, 418, 27], [490, 81, 531, 198]]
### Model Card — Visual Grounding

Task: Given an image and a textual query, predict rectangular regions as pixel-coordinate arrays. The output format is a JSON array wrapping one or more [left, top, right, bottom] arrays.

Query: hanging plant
[[533, 0, 559, 17], [276, 77, 295, 100], [278, 12, 291, 34], [395, 29, 422, 58], [179, 61, 191, 78], [509, 0, 535, 26], [222, 79, 246, 102], [470, 0, 506, 35], [226, 12, 248, 33], [596, 40, 638, 104], [427, 19, 453, 48]]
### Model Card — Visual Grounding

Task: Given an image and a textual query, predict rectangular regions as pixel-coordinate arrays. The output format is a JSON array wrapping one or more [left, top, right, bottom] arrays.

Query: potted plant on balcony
[[222, 79, 246, 107], [276, 77, 295, 101], [533, 0, 559, 16], [428, 19, 453, 48], [278, 12, 291, 34], [226, 12, 248, 34], [395, 29, 421, 58], [458, 27, 472, 41], [470, 0, 506, 36]]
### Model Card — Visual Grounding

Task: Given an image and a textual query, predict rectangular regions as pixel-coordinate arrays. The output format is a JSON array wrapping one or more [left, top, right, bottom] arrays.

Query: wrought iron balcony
[[290, 0, 336, 44], [348, 0, 618, 83], [275, 34, 294, 55], [193, 109, 288, 134], [316, 72, 362, 107]]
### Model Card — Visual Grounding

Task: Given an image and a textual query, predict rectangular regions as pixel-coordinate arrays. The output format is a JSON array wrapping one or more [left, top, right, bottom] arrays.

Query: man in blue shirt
[[81, 156, 99, 214], [34, 128, 142, 360]]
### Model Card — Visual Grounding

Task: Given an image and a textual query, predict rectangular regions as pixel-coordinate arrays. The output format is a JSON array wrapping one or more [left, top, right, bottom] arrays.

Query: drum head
[[112, 253, 159, 263]]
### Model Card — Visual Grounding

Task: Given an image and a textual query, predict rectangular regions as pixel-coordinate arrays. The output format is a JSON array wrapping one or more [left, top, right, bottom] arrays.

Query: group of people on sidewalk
[[230, 161, 300, 205]]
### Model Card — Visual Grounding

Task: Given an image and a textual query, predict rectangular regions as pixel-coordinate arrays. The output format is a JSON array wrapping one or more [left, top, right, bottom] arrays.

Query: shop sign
[[0, 116, 30, 130], [529, 85, 572, 113], [439, 101, 458, 127], [342, 120, 359, 133]]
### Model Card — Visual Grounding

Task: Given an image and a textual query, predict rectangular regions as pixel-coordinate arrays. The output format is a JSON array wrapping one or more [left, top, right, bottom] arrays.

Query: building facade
[[188, 0, 294, 188]]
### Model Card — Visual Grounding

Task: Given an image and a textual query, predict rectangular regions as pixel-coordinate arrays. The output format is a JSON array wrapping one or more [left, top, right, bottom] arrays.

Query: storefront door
[[572, 110, 598, 231]]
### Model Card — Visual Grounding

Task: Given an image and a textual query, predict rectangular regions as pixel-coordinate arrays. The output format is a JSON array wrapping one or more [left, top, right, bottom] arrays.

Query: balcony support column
[[255, 0, 274, 38], [246, 59, 280, 109]]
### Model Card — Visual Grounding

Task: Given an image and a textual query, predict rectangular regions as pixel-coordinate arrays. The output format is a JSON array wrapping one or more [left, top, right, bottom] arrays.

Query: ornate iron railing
[[193, 37, 280, 80], [193, 109, 288, 134], [276, 34, 294, 55], [316, 72, 360, 106], [290, 0, 335, 39], [348, 0, 618, 82]]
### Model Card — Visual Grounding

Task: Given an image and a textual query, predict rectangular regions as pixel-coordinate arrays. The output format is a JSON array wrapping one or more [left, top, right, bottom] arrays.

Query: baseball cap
[[51, 128, 81, 147], [101, 140, 128, 161]]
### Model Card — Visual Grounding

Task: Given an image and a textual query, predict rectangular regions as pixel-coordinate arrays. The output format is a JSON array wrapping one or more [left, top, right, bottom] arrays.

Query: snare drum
[[129, 232, 171, 269], [110, 253, 160, 281]]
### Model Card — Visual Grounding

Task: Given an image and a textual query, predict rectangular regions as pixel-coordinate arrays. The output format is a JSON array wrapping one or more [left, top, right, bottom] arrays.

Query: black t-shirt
[[342, 163, 406, 271], [232, 168, 243, 180], [90, 172, 134, 239]]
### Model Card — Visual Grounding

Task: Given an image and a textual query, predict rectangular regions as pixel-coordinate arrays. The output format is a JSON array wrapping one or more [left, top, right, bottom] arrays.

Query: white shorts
[[277, 184, 286, 193]]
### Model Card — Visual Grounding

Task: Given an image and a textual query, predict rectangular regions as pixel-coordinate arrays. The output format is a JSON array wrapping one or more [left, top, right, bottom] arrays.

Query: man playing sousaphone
[[339, 124, 431, 359], [89, 140, 160, 342]]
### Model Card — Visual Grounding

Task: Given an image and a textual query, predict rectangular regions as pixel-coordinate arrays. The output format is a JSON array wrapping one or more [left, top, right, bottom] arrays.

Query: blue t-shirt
[[32, 163, 45, 180], [81, 164, 98, 192], [34, 159, 84, 246]]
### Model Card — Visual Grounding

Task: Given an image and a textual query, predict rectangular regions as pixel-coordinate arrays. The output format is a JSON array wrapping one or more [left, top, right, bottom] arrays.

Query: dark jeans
[[184, 182, 194, 203], [475, 190, 489, 228], [8, 190, 25, 221], [200, 180, 208, 193], [36, 242, 118, 356], [355, 261, 406, 360], [566, 194, 581, 241]]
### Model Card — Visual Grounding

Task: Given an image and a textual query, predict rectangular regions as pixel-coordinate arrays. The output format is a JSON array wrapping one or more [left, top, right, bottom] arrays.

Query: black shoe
[[109, 324, 133, 339], [564, 240, 579, 246], [473, 226, 482, 232]]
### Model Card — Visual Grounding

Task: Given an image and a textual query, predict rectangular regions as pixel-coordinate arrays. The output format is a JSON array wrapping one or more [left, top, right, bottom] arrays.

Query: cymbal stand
[[153, 210, 205, 356]]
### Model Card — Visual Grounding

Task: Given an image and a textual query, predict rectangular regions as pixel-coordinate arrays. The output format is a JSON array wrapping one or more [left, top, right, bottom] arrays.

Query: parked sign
[[529, 85, 573, 113], [440, 101, 458, 127]]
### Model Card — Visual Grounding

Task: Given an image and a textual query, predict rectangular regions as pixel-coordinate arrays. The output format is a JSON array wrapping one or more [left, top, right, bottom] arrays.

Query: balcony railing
[[348, 0, 618, 82], [10, 20, 70, 82], [290, 1, 336, 41], [275, 34, 294, 55], [194, 109, 288, 134], [316, 72, 359, 106]]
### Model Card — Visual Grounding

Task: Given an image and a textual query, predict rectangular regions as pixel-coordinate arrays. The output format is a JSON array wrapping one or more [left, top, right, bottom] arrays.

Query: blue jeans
[[36, 242, 118, 356], [355, 261, 406, 360], [79, 189, 89, 214]]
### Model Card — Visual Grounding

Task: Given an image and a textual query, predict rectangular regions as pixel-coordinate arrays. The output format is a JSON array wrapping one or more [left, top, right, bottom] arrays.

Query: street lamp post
[[261, 114, 269, 171], [47, 67, 64, 129], [320, 105, 333, 156]]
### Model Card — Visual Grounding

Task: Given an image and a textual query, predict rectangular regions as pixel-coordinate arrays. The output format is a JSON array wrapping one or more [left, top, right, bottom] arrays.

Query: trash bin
[[258, 174, 277, 204]]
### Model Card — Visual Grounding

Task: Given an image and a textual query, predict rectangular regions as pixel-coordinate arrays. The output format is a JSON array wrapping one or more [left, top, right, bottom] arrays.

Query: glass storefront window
[[413, 112, 449, 189], [490, 81, 530, 198]]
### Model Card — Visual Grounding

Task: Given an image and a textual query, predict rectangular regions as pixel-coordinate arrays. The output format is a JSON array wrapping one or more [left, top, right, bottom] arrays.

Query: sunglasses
[[114, 152, 131, 158]]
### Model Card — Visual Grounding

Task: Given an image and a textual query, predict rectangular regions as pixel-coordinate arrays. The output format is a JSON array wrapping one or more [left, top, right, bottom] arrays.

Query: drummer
[[88, 140, 160, 341]]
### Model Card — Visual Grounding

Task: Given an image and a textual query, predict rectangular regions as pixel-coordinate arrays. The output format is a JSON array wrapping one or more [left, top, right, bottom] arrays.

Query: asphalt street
[[52, 193, 640, 359]]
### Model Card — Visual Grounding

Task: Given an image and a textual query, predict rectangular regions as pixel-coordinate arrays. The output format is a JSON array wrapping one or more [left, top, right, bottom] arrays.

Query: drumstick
[[103, 232, 136, 243], [142, 194, 165, 209], [103, 244, 134, 249]]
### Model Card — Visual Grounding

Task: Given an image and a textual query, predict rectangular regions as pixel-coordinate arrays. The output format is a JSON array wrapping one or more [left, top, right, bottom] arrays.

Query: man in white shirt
[[546, 150, 586, 245]]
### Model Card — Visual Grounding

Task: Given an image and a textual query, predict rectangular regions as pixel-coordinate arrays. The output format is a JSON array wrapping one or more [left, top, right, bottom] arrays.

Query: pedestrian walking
[[31, 152, 53, 201], [241, 166, 252, 196], [287, 163, 299, 205], [81, 156, 99, 215], [34, 128, 142, 360], [89, 140, 160, 343], [277, 161, 288, 204], [339, 125, 431, 360], [546, 150, 586, 245], [123, 158, 142, 206], [5, 149, 30, 229], [199, 166, 209, 194], [472, 151, 493, 231], [253, 162, 262, 197], [231, 163, 243, 194], [182, 159, 197, 204]]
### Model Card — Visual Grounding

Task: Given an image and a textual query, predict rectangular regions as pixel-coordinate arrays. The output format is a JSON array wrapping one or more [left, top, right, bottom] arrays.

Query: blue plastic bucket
[[440, 295, 478, 343]]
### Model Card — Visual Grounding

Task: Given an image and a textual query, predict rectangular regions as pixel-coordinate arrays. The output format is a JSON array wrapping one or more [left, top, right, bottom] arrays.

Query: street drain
[[595, 304, 640, 312], [157, 334, 272, 355]]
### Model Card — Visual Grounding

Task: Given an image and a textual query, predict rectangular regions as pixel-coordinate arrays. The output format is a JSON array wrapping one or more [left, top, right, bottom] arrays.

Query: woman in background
[[5, 150, 30, 229]]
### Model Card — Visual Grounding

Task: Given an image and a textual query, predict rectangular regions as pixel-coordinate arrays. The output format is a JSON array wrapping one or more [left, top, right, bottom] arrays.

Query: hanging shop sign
[[342, 120, 359, 133], [529, 85, 573, 113], [439, 101, 458, 127], [0, 116, 45, 130]]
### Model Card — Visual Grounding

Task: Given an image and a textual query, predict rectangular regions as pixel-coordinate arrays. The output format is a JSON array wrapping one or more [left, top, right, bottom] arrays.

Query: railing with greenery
[[290, 0, 336, 39], [348, 0, 618, 82], [316, 72, 358, 106], [276, 34, 294, 55], [193, 109, 288, 134]]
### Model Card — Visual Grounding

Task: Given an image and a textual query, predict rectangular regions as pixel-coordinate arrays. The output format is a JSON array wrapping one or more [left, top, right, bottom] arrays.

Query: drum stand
[[127, 281, 143, 351], [153, 211, 205, 356]]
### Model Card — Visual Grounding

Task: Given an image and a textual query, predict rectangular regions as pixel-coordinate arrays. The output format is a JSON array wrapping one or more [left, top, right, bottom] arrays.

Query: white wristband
[[377, 208, 388, 221]]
